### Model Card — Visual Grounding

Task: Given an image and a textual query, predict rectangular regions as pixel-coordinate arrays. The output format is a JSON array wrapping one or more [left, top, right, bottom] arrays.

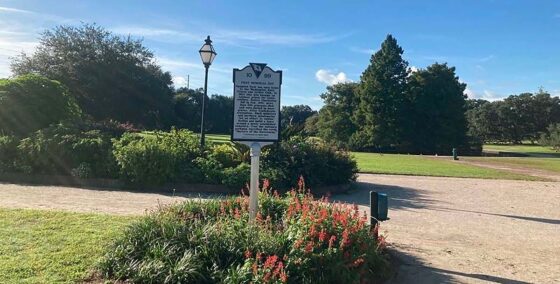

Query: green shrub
[[0, 135, 18, 172], [99, 182, 389, 283], [112, 129, 201, 185], [262, 136, 358, 189], [193, 156, 224, 184], [222, 163, 250, 189], [540, 123, 560, 151], [210, 144, 240, 168], [16, 123, 117, 177], [0, 74, 81, 137]]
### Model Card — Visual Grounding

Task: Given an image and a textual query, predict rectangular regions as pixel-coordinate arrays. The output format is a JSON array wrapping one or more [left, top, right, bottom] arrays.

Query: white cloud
[[464, 87, 476, 98], [477, 55, 495, 62], [409, 66, 418, 73], [172, 76, 188, 88], [481, 90, 502, 101], [349, 47, 375, 55], [315, 69, 351, 85], [0, 6, 35, 14], [112, 25, 348, 47]]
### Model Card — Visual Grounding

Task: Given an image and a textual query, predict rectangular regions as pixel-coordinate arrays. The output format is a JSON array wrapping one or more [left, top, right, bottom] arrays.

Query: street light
[[198, 35, 217, 149]]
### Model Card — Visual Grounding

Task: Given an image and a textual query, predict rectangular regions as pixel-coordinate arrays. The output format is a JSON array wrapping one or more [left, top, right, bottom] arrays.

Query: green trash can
[[370, 191, 389, 223]]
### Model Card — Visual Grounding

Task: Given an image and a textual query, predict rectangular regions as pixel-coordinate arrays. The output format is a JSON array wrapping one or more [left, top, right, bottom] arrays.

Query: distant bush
[[262, 136, 358, 189], [112, 129, 201, 185], [0, 74, 81, 137], [222, 163, 250, 189], [16, 123, 117, 177], [0, 135, 19, 172], [99, 182, 389, 283], [540, 123, 560, 151]]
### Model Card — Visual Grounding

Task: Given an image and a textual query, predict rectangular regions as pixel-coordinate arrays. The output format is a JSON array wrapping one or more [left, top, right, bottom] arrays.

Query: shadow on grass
[[387, 247, 532, 284], [331, 181, 440, 211]]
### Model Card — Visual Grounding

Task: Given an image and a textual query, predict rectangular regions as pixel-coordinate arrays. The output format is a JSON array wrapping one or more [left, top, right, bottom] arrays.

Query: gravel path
[[337, 174, 560, 284], [1, 175, 559, 283]]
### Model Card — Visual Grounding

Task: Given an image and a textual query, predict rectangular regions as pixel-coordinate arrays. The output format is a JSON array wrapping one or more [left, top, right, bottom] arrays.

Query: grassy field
[[206, 133, 231, 144], [465, 156, 560, 173], [483, 144, 559, 157], [352, 152, 543, 180], [0, 209, 135, 283]]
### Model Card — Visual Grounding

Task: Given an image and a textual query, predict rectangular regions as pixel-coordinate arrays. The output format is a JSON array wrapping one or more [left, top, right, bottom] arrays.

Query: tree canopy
[[174, 87, 233, 134], [466, 91, 560, 143], [0, 74, 81, 136], [405, 63, 468, 153], [11, 24, 175, 129], [316, 82, 358, 147], [354, 35, 409, 150], [314, 35, 477, 154]]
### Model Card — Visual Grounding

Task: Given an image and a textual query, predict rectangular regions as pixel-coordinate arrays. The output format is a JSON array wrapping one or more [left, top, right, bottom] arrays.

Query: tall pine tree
[[353, 35, 409, 150]]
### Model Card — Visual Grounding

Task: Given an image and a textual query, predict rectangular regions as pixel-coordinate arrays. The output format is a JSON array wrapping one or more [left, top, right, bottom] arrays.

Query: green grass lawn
[[206, 133, 231, 144], [465, 156, 560, 173], [352, 152, 543, 180], [483, 144, 559, 157], [0, 209, 135, 283]]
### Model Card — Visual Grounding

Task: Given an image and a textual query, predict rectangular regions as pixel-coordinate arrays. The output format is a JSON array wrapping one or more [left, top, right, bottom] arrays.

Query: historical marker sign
[[232, 63, 282, 142]]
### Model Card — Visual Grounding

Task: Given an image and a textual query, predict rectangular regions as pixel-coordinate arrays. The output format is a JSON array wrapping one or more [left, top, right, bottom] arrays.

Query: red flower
[[264, 255, 279, 269], [318, 229, 328, 242], [304, 241, 314, 253], [328, 235, 337, 249], [280, 271, 288, 283], [244, 249, 252, 259]]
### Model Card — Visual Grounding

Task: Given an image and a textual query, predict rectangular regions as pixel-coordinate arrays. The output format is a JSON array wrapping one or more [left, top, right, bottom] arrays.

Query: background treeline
[[5, 24, 233, 137], [466, 92, 560, 144], [291, 35, 559, 154], [306, 35, 476, 155]]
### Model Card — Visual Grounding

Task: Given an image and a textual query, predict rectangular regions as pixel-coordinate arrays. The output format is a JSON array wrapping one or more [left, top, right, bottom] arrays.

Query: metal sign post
[[232, 63, 282, 221]]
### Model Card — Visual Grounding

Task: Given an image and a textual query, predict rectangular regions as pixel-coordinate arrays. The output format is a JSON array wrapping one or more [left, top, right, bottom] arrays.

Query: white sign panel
[[232, 63, 282, 142]]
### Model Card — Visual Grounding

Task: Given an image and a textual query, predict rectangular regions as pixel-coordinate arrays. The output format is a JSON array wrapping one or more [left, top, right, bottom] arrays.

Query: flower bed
[[99, 179, 389, 283]]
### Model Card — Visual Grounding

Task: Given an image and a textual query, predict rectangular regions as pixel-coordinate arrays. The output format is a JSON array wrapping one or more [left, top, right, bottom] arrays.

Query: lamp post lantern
[[198, 35, 217, 149]]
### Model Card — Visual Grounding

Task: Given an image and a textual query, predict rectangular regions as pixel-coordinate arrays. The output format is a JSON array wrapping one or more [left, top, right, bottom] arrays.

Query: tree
[[406, 63, 469, 154], [207, 95, 233, 134], [0, 74, 81, 136], [540, 123, 560, 151], [466, 92, 560, 144], [354, 35, 409, 150], [316, 82, 359, 147], [174, 87, 234, 134], [281, 105, 316, 128], [173, 87, 203, 131], [11, 24, 175, 129], [280, 105, 316, 139]]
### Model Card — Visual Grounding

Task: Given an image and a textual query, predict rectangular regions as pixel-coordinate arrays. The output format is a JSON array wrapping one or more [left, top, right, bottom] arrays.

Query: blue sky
[[1, 0, 559, 109]]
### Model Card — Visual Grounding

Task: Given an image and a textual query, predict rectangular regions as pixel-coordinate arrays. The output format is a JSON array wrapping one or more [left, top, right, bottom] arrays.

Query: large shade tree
[[316, 82, 359, 148], [11, 24, 175, 129], [406, 63, 469, 154]]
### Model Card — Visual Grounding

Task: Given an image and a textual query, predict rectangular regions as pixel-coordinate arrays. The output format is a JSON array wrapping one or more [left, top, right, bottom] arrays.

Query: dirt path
[[1, 175, 559, 283], [335, 174, 560, 283], [0, 183, 218, 215]]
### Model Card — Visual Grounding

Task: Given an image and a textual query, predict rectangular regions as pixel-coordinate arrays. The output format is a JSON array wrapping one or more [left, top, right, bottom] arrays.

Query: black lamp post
[[198, 35, 217, 150]]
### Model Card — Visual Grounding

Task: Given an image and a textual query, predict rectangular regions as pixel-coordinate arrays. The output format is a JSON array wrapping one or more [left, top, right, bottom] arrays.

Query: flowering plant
[[100, 177, 389, 283]]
